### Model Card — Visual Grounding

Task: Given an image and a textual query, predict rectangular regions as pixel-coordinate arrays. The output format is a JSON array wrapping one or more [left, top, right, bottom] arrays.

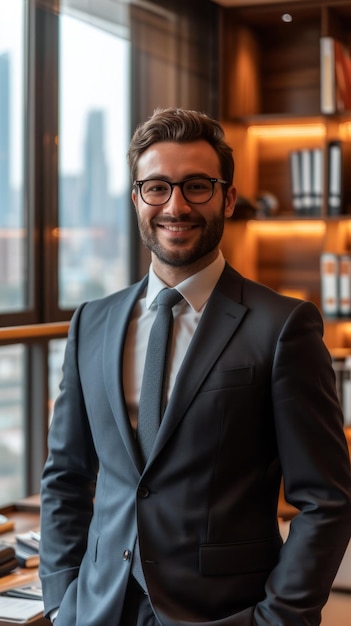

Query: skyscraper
[[82, 109, 108, 225]]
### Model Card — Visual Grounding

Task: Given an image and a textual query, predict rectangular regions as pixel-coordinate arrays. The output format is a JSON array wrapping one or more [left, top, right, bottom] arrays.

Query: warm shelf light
[[341, 324, 351, 343], [247, 124, 325, 139], [339, 122, 351, 140], [246, 220, 326, 237]]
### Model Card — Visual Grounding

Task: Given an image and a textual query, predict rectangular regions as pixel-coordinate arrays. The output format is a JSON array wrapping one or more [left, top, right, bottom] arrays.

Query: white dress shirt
[[123, 251, 226, 433]]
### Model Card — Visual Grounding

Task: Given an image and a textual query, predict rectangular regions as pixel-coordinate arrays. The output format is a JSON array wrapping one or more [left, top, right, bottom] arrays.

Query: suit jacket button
[[123, 549, 131, 561], [138, 486, 150, 498]]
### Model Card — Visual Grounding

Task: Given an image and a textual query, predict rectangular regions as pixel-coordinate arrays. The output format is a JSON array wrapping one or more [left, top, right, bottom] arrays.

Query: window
[[0, 0, 218, 507], [0, 344, 25, 503], [0, 0, 26, 312], [0, 0, 132, 506], [58, 9, 131, 308]]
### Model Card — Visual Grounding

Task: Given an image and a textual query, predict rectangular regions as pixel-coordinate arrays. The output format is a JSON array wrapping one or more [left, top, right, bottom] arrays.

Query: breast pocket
[[200, 365, 254, 392]]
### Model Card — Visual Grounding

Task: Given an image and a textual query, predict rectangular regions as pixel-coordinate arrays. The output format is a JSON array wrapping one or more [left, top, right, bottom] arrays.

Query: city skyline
[[0, 15, 131, 308]]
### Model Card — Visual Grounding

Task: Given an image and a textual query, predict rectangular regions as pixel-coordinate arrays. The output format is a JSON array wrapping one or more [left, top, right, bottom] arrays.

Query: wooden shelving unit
[[220, 1, 351, 356]]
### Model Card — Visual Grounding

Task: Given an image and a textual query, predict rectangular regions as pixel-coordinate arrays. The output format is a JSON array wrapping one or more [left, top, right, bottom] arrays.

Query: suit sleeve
[[254, 300, 351, 625], [39, 303, 99, 618]]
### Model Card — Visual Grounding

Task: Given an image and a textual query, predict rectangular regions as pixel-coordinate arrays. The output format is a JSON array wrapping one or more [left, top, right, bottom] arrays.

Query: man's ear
[[131, 189, 138, 209], [224, 185, 237, 219]]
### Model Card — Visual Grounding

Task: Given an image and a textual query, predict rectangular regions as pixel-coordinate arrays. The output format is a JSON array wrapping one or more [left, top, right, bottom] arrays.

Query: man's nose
[[163, 185, 192, 216]]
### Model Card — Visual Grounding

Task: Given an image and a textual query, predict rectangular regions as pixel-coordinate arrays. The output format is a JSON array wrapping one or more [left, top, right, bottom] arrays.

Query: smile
[[160, 224, 196, 232]]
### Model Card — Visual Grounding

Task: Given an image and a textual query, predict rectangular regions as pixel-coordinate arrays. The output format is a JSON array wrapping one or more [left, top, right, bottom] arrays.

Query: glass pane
[[58, 12, 131, 308], [0, 0, 26, 311], [0, 344, 25, 506]]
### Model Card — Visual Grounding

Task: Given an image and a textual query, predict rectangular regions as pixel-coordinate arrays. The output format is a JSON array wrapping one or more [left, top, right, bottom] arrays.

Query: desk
[[0, 498, 49, 625]]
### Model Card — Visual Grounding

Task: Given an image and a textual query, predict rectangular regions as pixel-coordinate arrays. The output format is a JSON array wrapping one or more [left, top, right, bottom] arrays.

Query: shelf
[[222, 219, 325, 305], [232, 216, 351, 222], [226, 114, 326, 126], [220, 3, 322, 119], [223, 118, 351, 216], [220, 1, 351, 120]]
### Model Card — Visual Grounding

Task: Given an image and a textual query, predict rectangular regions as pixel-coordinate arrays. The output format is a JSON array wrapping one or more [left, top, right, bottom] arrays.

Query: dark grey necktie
[[137, 288, 183, 465]]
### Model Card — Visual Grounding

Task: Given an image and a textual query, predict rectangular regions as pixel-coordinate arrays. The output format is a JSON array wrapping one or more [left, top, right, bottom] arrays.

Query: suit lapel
[[103, 276, 148, 473], [147, 265, 248, 466]]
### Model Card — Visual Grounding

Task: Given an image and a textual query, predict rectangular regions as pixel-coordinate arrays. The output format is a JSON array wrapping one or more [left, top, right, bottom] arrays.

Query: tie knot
[[157, 288, 183, 309]]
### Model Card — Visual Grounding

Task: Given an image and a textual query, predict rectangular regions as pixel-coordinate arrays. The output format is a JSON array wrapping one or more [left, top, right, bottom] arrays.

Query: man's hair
[[127, 107, 234, 185]]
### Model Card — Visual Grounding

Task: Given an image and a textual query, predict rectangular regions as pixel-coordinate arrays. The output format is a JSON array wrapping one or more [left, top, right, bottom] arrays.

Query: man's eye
[[189, 183, 207, 190], [145, 182, 168, 193], [186, 180, 210, 191]]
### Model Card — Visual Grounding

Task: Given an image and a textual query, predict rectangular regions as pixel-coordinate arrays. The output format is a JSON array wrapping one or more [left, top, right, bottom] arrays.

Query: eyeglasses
[[133, 177, 229, 206]]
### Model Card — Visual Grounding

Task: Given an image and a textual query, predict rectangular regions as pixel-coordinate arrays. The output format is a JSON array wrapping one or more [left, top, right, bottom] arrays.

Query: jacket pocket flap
[[199, 535, 282, 576]]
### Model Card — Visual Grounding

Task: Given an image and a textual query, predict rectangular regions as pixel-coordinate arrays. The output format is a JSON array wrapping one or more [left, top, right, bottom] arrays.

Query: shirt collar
[[146, 251, 225, 312]]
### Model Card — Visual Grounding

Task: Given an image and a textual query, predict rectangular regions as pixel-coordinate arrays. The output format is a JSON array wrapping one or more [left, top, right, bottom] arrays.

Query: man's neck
[[151, 249, 220, 287]]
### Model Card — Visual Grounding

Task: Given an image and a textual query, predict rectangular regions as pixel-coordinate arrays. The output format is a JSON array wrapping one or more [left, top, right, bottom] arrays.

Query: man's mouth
[[160, 224, 196, 232]]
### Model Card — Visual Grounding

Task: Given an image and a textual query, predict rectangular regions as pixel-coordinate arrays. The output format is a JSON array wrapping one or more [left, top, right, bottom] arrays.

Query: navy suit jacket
[[40, 263, 351, 625]]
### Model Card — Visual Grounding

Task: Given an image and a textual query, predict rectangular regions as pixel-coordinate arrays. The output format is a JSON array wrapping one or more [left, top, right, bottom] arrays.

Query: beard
[[136, 208, 226, 268]]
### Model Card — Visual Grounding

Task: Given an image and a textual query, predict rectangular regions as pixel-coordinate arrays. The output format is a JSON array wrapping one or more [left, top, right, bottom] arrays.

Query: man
[[40, 107, 351, 625]]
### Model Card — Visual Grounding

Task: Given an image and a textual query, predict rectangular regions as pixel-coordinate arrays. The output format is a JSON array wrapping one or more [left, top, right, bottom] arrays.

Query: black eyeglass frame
[[133, 177, 229, 206]]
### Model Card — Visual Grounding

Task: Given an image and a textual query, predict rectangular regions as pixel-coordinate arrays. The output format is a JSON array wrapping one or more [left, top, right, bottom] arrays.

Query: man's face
[[132, 140, 236, 273]]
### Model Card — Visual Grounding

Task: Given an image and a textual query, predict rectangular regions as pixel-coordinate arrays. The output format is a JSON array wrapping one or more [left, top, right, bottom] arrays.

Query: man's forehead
[[136, 140, 221, 177]]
